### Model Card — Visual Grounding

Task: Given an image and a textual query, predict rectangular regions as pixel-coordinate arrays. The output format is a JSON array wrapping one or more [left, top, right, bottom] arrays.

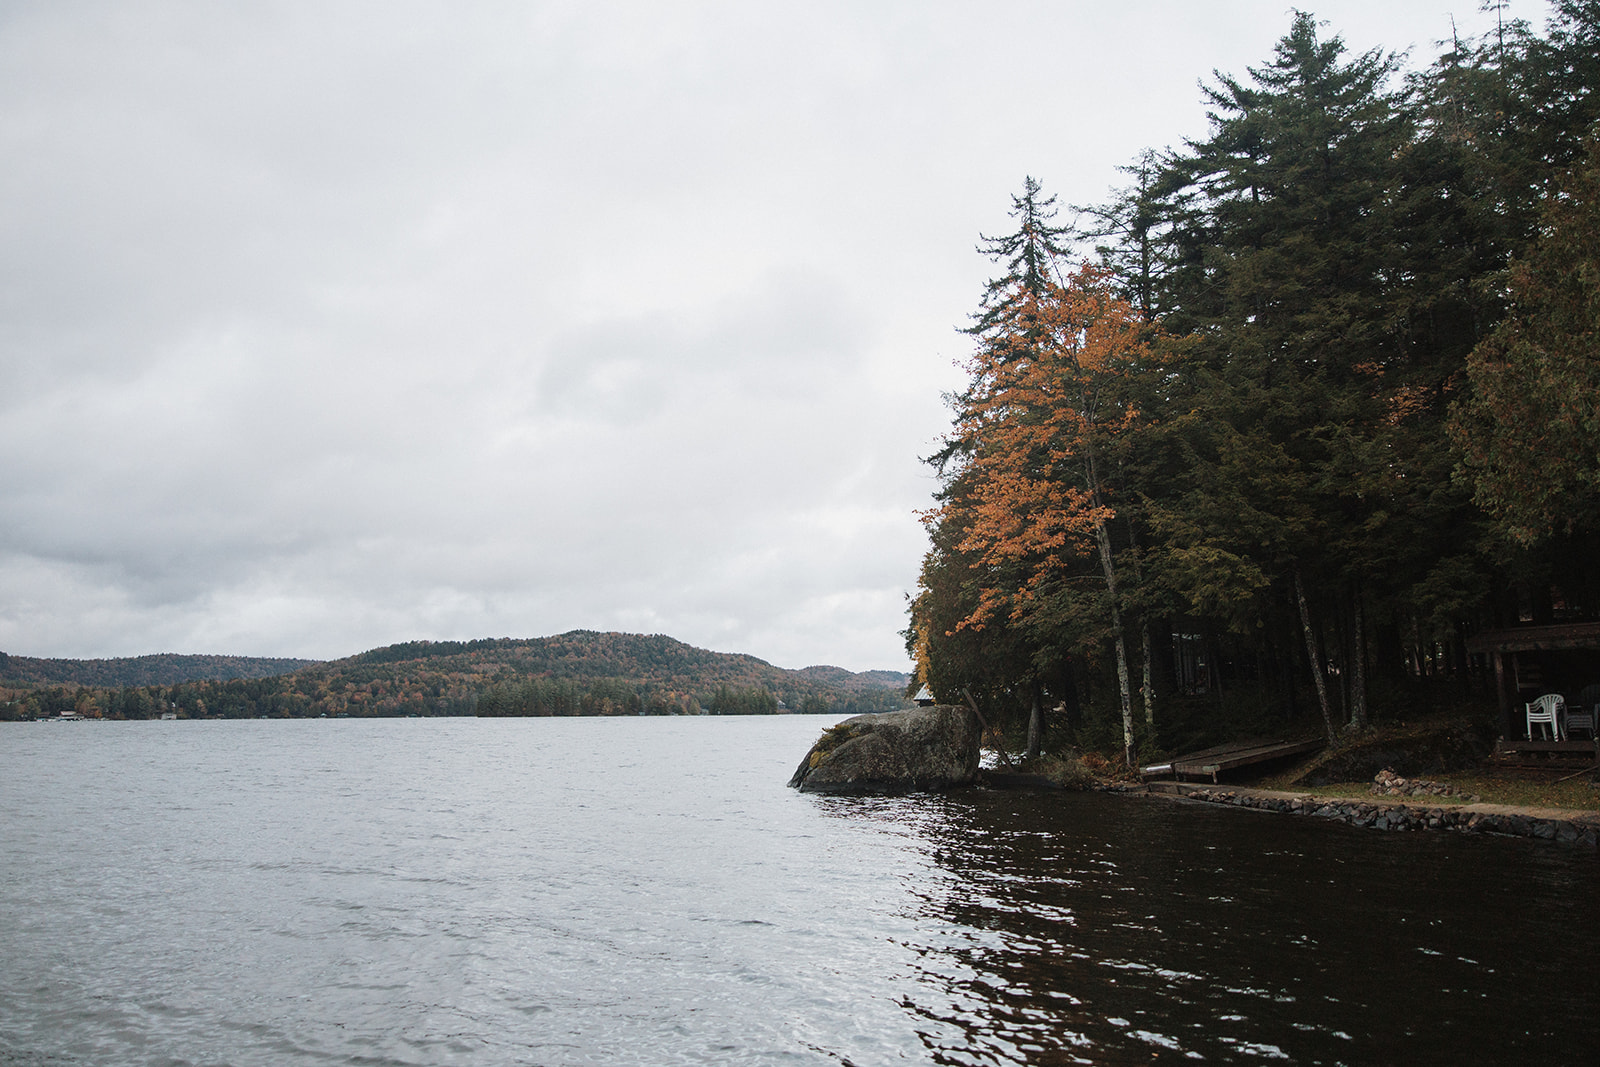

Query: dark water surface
[[2, 717, 1596, 1065]]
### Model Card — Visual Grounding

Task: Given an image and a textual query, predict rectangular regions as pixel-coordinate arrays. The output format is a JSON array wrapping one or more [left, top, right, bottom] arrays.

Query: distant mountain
[[0, 651, 318, 688], [794, 665, 911, 689], [303, 631, 909, 717], [3, 631, 912, 720], [336, 632, 908, 692]]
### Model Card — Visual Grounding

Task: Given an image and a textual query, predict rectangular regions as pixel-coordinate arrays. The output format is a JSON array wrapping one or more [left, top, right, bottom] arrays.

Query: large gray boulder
[[787, 704, 982, 794]]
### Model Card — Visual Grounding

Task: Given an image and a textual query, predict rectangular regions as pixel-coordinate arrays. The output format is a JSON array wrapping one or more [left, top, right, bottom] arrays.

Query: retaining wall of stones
[[1160, 786, 1600, 847]]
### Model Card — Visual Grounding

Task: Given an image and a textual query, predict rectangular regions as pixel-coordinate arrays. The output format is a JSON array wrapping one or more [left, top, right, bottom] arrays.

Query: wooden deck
[[1140, 738, 1325, 783], [1492, 738, 1599, 769]]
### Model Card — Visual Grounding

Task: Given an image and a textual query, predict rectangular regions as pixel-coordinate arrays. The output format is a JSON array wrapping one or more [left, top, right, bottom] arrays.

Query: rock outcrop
[[787, 704, 982, 794]]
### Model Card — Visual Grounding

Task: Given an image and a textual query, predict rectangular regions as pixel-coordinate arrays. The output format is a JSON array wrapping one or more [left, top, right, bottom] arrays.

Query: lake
[[2, 716, 1596, 1065]]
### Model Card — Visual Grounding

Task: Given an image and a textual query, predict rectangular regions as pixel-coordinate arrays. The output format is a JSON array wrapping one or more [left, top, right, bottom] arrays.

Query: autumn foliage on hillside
[[0, 651, 315, 688], [1, 631, 909, 720]]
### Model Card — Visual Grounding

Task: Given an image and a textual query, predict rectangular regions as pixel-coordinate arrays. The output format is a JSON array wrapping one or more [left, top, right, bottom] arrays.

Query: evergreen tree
[[1451, 138, 1600, 544], [1140, 13, 1442, 735], [968, 175, 1077, 336]]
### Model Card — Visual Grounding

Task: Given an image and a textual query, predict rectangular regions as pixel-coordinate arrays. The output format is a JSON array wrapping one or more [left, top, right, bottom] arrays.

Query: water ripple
[[3, 718, 1598, 1065]]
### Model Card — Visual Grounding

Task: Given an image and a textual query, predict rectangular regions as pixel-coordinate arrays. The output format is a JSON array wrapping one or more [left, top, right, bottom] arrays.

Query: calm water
[[2, 717, 1597, 1066]]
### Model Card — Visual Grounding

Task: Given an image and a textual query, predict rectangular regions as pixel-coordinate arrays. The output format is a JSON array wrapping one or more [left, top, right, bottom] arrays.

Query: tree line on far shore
[[907, 5, 1600, 763], [0, 631, 909, 721]]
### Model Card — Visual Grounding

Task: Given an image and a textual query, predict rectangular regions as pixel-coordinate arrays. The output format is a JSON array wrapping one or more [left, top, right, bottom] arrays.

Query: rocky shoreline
[[1130, 779, 1600, 847]]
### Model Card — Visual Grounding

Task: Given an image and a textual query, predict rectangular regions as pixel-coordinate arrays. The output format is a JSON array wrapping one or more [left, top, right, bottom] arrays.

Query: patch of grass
[[806, 721, 866, 767], [1427, 772, 1600, 812]]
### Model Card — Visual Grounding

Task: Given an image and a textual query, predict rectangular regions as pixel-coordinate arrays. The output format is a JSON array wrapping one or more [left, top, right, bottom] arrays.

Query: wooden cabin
[[1466, 621, 1600, 760]]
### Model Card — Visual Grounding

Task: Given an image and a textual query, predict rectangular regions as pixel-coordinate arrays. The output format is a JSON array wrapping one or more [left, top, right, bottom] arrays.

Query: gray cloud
[[0, 0, 1510, 670]]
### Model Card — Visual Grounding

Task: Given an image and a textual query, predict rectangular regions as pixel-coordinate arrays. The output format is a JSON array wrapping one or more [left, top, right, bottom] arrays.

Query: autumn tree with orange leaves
[[925, 262, 1158, 766]]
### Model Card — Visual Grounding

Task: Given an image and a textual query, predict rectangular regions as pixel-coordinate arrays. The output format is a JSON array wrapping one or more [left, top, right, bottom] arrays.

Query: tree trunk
[[1026, 681, 1043, 761], [1411, 617, 1425, 678], [1326, 612, 1346, 724], [1122, 510, 1156, 729], [1094, 520, 1137, 766], [1141, 621, 1155, 728], [1295, 569, 1338, 743], [1208, 628, 1226, 702], [1350, 587, 1368, 730]]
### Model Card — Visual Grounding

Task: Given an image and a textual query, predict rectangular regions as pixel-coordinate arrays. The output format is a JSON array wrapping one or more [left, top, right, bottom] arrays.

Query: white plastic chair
[[1526, 693, 1564, 741]]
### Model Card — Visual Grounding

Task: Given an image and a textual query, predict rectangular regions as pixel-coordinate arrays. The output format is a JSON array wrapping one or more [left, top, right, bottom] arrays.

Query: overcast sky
[[1, 1, 1520, 671]]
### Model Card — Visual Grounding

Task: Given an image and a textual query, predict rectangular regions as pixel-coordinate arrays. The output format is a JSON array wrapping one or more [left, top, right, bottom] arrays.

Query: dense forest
[[0, 651, 316, 688], [907, 5, 1600, 763], [0, 631, 909, 721]]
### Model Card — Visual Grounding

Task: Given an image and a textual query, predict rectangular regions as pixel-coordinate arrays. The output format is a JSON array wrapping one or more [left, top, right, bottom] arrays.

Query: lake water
[[2, 716, 1597, 1066]]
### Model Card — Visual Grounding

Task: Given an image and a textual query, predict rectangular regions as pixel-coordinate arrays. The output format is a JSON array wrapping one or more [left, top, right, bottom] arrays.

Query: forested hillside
[[2, 631, 909, 720], [908, 5, 1600, 764], [0, 651, 317, 687]]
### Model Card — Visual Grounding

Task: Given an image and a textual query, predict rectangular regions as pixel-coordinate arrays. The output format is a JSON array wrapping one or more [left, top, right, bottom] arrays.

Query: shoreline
[[1126, 780, 1600, 847]]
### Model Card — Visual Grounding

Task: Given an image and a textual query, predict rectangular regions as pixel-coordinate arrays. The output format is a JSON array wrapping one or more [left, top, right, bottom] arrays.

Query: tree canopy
[[909, 7, 1600, 761]]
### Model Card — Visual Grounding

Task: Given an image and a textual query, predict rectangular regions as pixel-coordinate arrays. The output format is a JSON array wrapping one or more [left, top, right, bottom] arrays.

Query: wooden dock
[[1140, 738, 1325, 783]]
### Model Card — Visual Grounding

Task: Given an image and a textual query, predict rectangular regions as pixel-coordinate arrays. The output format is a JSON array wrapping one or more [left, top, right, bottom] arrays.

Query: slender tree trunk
[[1295, 569, 1338, 743], [1327, 615, 1346, 724], [1141, 623, 1155, 728], [1122, 510, 1155, 729], [1084, 450, 1136, 765], [1094, 520, 1137, 766], [1350, 587, 1368, 730], [1026, 680, 1043, 761], [1208, 628, 1226, 702], [1111, 627, 1136, 766]]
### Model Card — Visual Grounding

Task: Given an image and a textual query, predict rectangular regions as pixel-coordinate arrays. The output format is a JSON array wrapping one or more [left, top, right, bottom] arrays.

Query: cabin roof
[[1465, 622, 1600, 654]]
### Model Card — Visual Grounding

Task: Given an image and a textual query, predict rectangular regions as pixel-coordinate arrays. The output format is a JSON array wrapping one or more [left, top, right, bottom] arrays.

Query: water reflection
[[6, 719, 1597, 1067], [820, 789, 1600, 1065]]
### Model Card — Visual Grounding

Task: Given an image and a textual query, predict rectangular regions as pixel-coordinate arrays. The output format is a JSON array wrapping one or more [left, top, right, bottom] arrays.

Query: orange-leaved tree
[[939, 262, 1155, 766]]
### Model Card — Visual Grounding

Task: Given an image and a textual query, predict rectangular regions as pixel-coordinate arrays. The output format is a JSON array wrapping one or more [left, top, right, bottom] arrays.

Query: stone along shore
[[1134, 772, 1600, 847]]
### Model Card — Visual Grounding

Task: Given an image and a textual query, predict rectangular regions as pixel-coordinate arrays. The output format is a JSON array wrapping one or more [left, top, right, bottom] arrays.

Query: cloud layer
[[0, 1, 1507, 670]]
